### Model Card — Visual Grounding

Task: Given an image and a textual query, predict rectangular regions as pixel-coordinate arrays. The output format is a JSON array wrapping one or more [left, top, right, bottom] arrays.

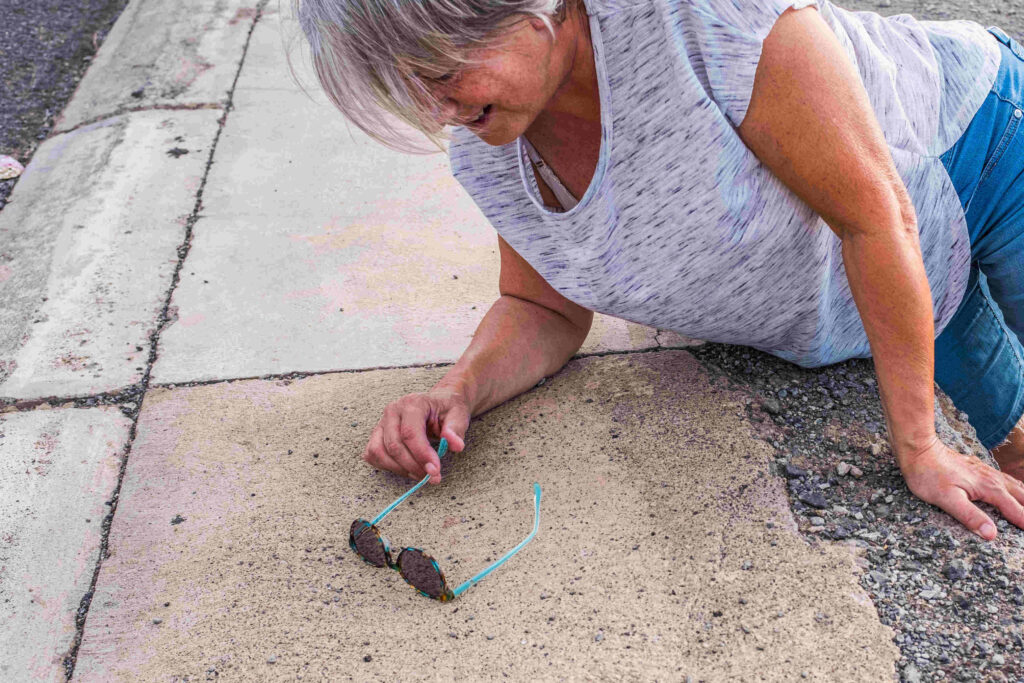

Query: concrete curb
[[0, 3, 270, 681], [54, 0, 261, 134]]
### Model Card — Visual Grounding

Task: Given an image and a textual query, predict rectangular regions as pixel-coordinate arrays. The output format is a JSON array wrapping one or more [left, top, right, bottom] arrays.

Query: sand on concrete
[[75, 351, 897, 681]]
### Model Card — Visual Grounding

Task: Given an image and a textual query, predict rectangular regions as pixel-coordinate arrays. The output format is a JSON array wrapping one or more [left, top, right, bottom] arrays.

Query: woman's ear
[[527, 15, 550, 32]]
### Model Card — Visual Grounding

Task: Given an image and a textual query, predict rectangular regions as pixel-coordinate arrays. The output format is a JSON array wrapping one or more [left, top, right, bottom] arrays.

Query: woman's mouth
[[466, 104, 493, 129]]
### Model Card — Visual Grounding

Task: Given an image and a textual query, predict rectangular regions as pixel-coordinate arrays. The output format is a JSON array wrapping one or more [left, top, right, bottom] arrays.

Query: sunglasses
[[349, 438, 542, 601]]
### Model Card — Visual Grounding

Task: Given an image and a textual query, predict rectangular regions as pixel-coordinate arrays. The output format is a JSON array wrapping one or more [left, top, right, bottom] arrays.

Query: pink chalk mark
[[0, 264, 11, 284], [174, 57, 212, 87], [179, 313, 206, 328], [284, 281, 348, 322], [229, 7, 259, 24]]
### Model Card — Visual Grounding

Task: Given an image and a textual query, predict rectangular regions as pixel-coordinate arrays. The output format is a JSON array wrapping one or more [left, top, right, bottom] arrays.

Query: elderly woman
[[298, 0, 1024, 539]]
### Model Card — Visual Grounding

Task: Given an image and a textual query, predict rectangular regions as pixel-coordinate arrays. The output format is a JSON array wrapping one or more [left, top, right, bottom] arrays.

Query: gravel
[[689, 341, 1024, 682], [680, 13, 1024, 677], [0, 0, 128, 212]]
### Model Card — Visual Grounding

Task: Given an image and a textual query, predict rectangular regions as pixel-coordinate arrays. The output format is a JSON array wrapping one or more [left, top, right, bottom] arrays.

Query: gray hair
[[294, 0, 564, 152]]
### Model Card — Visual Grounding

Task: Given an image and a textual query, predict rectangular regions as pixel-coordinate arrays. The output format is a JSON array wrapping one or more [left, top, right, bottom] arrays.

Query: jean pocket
[[978, 106, 1022, 187]]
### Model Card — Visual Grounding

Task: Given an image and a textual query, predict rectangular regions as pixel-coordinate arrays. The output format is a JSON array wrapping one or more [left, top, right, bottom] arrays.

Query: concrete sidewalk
[[0, 0, 924, 680]]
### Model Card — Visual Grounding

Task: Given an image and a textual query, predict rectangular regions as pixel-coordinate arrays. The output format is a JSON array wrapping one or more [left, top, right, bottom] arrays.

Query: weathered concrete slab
[[55, 0, 261, 133], [76, 352, 896, 680], [152, 87, 672, 383], [152, 210, 664, 383], [236, 1, 317, 95], [0, 110, 221, 401], [0, 407, 131, 682]]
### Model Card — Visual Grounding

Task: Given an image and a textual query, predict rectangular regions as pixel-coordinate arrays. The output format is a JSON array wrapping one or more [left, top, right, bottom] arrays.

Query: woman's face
[[424, 15, 584, 146]]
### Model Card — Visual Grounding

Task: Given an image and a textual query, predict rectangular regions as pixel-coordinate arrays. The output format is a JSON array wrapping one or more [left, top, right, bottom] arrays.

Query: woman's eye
[[435, 72, 455, 83]]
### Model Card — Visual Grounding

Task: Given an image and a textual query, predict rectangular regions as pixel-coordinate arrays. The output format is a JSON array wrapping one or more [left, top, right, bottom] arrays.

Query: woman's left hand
[[898, 437, 1024, 540]]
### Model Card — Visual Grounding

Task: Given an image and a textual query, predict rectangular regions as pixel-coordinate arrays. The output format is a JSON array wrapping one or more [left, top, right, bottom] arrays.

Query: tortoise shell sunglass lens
[[350, 519, 389, 568], [398, 548, 451, 601]]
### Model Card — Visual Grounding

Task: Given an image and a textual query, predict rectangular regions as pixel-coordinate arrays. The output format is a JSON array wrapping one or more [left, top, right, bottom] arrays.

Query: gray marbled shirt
[[450, 0, 1000, 367]]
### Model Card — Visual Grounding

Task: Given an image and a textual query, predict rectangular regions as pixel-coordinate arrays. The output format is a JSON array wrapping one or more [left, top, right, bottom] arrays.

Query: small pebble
[[595, 631, 605, 642], [836, 462, 851, 476], [943, 559, 969, 582], [798, 490, 828, 509], [363, 655, 372, 663], [784, 463, 807, 479], [267, 655, 277, 664], [152, 618, 162, 625]]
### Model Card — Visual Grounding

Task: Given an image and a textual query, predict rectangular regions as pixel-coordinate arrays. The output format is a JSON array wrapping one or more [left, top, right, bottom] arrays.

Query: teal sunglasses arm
[[451, 482, 542, 598], [370, 438, 448, 526]]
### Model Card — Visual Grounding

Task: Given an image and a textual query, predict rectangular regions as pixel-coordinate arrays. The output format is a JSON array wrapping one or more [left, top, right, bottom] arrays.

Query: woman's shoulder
[[448, 128, 523, 197], [582, 0, 657, 17]]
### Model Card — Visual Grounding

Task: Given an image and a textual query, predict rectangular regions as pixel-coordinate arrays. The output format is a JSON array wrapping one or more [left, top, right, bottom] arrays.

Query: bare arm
[[738, 5, 1024, 538], [435, 236, 593, 414], [363, 235, 592, 482]]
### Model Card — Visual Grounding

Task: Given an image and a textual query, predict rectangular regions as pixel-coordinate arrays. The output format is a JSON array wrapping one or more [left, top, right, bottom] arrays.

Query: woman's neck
[[528, 2, 600, 137]]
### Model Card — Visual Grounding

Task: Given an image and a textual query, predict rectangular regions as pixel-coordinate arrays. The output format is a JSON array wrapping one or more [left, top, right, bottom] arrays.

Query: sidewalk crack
[[60, 2, 271, 678], [53, 103, 225, 137]]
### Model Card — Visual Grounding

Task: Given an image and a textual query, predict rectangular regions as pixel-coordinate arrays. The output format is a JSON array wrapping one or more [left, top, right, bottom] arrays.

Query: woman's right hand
[[899, 436, 1024, 540], [362, 387, 471, 484]]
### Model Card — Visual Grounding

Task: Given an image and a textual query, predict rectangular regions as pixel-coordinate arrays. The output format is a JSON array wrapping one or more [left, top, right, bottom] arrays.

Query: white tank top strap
[[522, 137, 579, 212]]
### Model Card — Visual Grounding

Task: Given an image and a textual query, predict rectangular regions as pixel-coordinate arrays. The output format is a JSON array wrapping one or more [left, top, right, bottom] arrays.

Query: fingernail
[[978, 522, 996, 539]]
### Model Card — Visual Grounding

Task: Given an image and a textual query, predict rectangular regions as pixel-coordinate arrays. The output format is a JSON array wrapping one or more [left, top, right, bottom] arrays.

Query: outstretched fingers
[[988, 476, 1024, 531], [936, 486, 997, 540], [1001, 471, 1024, 508]]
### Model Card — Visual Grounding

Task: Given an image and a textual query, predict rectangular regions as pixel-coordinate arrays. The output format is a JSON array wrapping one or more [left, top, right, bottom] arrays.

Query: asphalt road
[[0, 0, 128, 211]]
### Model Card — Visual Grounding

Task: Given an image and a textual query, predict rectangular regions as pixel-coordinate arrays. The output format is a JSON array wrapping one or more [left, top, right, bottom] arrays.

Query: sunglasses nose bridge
[[378, 533, 396, 566]]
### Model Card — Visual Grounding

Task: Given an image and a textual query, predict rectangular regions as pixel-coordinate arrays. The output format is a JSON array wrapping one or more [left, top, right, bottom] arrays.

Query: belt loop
[[988, 26, 1012, 47], [987, 26, 1024, 61]]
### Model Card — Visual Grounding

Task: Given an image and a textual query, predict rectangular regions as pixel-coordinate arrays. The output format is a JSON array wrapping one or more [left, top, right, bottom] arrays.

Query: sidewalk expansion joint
[[60, 2, 271, 679], [53, 103, 225, 137], [143, 344, 705, 392], [0, 385, 144, 417]]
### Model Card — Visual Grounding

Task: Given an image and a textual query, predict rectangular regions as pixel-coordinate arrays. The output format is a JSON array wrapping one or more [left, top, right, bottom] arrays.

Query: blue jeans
[[935, 26, 1024, 451]]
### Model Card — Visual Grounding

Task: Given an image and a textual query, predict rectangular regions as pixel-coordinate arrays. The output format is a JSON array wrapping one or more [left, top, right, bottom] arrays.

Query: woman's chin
[[465, 116, 524, 147]]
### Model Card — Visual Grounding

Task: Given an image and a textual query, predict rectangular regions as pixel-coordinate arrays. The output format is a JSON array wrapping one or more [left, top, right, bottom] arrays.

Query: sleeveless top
[[450, 0, 1001, 368]]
